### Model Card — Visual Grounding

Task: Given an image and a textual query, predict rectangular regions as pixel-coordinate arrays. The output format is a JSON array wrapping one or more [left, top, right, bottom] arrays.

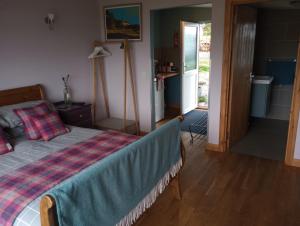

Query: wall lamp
[[45, 13, 55, 30]]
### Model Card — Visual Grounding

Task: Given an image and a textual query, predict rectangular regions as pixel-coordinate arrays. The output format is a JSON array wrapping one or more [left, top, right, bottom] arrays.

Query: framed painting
[[104, 3, 142, 41]]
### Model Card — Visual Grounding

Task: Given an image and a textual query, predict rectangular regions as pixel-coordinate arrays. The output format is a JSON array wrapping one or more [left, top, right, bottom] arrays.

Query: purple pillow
[[31, 112, 69, 141], [14, 103, 50, 140]]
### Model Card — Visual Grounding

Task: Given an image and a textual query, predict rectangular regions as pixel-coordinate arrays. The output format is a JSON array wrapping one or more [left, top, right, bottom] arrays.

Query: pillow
[[14, 103, 50, 140], [0, 127, 13, 155], [0, 117, 9, 128], [30, 112, 69, 141], [0, 100, 56, 128], [5, 126, 25, 139]]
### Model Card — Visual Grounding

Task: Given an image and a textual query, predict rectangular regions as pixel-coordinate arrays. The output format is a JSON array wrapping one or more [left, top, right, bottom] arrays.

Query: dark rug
[[181, 110, 208, 135]]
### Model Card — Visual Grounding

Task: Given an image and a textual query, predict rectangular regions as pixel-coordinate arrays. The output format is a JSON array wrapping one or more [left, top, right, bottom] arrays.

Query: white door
[[181, 21, 199, 114]]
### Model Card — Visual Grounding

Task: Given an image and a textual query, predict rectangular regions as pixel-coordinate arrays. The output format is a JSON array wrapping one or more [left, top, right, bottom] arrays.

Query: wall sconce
[[45, 13, 55, 30]]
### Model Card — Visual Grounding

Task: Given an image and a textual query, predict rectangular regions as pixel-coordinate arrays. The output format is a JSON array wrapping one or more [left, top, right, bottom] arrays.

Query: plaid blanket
[[0, 130, 139, 226]]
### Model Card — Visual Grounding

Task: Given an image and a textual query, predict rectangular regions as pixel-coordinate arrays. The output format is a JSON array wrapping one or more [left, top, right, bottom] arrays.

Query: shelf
[[157, 72, 179, 79]]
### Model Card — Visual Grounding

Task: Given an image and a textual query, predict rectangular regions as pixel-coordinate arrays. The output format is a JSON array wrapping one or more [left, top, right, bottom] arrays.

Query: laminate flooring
[[136, 132, 300, 226]]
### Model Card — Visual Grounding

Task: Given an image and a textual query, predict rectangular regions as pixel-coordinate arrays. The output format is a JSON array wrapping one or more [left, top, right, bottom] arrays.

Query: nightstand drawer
[[72, 119, 93, 128], [54, 103, 93, 128], [60, 106, 91, 124]]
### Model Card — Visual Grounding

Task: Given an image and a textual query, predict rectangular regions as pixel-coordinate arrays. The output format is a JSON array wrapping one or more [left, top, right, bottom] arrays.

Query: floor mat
[[181, 110, 208, 135]]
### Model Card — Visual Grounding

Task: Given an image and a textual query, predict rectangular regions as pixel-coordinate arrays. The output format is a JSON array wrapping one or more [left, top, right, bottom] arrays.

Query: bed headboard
[[0, 84, 45, 107]]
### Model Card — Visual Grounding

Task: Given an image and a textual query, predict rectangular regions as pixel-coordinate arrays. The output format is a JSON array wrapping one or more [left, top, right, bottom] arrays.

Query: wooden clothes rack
[[91, 40, 140, 135]]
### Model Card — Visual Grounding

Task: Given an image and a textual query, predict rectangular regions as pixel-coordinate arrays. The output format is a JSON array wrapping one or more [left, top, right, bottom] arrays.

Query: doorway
[[198, 22, 211, 109], [220, 0, 300, 165], [150, 5, 212, 141]]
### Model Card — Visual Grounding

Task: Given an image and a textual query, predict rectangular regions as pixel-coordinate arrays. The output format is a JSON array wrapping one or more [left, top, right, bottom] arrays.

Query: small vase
[[64, 87, 72, 106]]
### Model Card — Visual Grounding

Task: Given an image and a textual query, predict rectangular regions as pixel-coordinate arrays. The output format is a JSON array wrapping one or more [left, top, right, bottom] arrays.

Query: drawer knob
[[79, 114, 83, 118]]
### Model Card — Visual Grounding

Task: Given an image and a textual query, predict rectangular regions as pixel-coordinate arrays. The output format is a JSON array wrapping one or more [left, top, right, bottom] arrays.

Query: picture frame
[[104, 3, 142, 41]]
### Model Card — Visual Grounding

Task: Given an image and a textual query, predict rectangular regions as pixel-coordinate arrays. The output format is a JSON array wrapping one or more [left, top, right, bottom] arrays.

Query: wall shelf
[[156, 72, 179, 80]]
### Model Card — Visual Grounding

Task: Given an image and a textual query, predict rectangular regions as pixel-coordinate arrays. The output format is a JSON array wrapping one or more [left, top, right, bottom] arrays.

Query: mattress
[[0, 126, 102, 226]]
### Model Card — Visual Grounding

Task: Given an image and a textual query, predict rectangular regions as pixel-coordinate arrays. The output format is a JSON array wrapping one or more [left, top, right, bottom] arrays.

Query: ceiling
[[252, 0, 300, 9]]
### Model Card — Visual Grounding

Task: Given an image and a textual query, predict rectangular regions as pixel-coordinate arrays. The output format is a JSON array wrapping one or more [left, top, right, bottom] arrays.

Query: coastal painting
[[104, 4, 142, 41]]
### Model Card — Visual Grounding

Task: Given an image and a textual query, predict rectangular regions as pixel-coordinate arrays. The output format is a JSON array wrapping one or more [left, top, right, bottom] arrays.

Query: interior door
[[228, 6, 257, 147], [181, 21, 199, 114]]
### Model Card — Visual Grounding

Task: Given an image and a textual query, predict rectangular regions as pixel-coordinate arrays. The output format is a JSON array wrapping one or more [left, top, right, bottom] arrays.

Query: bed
[[0, 84, 185, 226]]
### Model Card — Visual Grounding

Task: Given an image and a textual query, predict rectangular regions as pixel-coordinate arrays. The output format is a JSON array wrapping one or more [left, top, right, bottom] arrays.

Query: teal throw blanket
[[48, 118, 181, 226]]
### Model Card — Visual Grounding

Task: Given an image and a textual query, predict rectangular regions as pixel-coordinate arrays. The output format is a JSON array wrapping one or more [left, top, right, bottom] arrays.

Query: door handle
[[250, 73, 255, 82]]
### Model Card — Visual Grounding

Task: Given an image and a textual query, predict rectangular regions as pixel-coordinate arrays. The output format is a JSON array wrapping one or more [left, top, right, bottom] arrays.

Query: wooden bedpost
[[171, 175, 183, 200], [40, 195, 57, 226], [170, 116, 186, 200], [178, 115, 186, 165]]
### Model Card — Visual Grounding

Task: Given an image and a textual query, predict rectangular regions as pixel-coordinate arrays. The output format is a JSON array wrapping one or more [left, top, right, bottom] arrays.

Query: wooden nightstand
[[53, 102, 93, 128]]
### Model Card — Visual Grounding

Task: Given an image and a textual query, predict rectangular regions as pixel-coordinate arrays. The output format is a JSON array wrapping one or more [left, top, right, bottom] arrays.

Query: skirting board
[[206, 143, 222, 152], [289, 159, 300, 168]]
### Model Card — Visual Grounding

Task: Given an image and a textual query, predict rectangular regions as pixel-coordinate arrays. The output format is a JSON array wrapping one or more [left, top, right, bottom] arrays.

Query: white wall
[[97, 0, 225, 144], [1, 0, 299, 158], [208, 0, 225, 144], [0, 0, 100, 103], [0, 0, 225, 145]]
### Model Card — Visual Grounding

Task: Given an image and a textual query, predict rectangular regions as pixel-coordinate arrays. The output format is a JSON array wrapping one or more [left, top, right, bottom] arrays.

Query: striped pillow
[[0, 127, 13, 155], [14, 103, 50, 140], [30, 112, 69, 141]]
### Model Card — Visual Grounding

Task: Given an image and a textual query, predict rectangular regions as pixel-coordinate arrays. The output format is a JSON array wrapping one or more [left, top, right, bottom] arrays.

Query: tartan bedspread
[[0, 130, 139, 226]]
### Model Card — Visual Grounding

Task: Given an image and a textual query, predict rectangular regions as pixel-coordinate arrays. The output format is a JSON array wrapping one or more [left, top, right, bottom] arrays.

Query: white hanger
[[88, 46, 111, 59]]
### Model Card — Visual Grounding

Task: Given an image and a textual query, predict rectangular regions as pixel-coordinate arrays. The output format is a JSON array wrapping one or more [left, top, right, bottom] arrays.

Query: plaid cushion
[[14, 103, 50, 140], [0, 127, 13, 155], [31, 111, 69, 141]]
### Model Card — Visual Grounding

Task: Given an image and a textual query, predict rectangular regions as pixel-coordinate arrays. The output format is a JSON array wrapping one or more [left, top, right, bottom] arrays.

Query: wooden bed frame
[[0, 84, 45, 107], [0, 84, 185, 226]]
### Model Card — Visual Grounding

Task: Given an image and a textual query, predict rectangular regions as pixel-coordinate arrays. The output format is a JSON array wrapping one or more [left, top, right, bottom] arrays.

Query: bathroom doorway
[[221, 0, 300, 163]]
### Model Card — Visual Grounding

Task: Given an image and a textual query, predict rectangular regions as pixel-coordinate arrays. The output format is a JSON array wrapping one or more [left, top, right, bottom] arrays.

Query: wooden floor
[[137, 132, 300, 226]]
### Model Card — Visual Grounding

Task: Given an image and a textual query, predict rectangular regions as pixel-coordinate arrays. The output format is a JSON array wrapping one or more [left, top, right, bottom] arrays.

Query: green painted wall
[[158, 7, 212, 48]]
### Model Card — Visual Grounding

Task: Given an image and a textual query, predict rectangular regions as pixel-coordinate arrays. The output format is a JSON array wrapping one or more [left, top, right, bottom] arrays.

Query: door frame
[[219, 0, 300, 167]]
